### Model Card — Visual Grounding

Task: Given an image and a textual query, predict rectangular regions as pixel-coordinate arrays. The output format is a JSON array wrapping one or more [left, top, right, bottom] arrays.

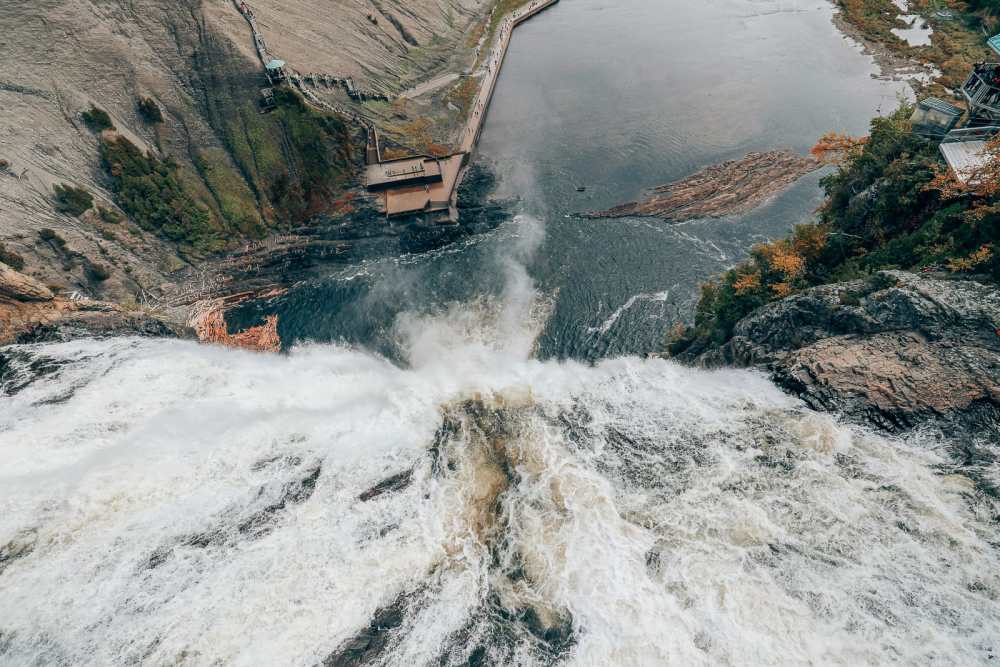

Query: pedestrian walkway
[[459, 0, 559, 153]]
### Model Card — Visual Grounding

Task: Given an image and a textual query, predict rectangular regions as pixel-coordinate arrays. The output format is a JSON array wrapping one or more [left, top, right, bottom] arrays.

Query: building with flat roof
[[383, 154, 465, 219], [939, 126, 1000, 183], [365, 156, 443, 191]]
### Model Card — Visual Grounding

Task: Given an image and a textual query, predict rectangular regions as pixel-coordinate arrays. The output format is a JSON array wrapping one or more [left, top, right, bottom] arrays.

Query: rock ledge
[[690, 271, 1000, 435]]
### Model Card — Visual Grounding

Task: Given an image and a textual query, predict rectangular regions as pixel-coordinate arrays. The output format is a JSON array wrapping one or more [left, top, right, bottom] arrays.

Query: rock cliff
[[0, 0, 495, 345], [681, 271, 1000, 436]]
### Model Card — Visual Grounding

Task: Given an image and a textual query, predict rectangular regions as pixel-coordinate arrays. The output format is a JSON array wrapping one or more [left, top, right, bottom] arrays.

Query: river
[[2, 1, 999, 665], [233, 0, 905, 360]]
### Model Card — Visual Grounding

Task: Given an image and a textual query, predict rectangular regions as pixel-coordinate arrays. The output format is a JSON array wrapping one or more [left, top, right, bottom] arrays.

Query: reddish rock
[[0, 263, 54, 302]]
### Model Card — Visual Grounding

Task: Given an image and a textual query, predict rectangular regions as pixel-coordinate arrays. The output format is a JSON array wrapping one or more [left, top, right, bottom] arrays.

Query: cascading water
[[2, 215, 999, 665]]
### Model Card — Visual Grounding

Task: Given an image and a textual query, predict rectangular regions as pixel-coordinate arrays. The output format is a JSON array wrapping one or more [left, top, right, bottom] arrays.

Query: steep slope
[[0, 0, 414, 313], [205, 0, 491, 93]]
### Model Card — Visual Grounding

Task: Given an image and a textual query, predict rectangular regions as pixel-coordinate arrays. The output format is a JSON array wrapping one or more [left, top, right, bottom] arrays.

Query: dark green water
[[240, 0, 908, 361]]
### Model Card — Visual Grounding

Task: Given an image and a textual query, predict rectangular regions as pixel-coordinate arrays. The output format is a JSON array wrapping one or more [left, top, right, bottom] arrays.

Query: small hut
[[259, 87, 277, 113], [910, 97, 964, 138], [265, 59, 287, 84]]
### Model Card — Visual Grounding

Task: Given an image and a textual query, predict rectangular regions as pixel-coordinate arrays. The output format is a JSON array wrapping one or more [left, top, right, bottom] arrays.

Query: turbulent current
[[3, 216, 1000, 665]]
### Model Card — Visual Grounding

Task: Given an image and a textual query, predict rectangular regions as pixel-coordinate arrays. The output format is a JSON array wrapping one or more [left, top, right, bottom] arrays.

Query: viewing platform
[[365, 157, 444, 191], [961, 62, 1000, 124], [231, 0, 559, 221], [371, 0, 559, 221]]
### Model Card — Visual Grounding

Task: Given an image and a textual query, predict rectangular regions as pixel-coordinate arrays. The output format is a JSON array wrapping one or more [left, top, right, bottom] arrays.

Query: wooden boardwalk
[[459, 0, 559, 154], [382, 0, 559, 220], [232, 1, 272, 66]]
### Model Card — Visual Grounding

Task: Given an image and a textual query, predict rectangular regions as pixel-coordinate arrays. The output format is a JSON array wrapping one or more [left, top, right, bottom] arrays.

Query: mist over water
[[3, 215, 1000, 663]]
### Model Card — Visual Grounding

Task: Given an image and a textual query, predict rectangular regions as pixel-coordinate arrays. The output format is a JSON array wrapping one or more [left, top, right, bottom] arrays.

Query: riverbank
[[0, 0, 930, 352], [831, 0, 995, 96], [666, 73, 1000, 439]]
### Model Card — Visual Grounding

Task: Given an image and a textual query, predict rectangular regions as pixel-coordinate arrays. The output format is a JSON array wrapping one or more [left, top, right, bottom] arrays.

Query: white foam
[[588, 290, 671, 335], [1, 214, 998, 664]]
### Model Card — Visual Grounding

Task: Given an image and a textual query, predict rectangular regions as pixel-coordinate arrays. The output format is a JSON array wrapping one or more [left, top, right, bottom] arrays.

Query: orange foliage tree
[[925, 134, 1000, 222], [810, 132, 868, 166]]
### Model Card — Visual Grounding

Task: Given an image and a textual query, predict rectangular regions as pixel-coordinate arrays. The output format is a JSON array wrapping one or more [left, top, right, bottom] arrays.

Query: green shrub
[[0, 243, 25, 271], [679, 102, 1000, 352], [38, 228, 67, 250], [53, 183, 93, 216], [97, 206, 123, 224], [85, 262, 112, 282], [81, 106, 114, 132], [137, 97, 164, 124], [99, 135, 221, 251]]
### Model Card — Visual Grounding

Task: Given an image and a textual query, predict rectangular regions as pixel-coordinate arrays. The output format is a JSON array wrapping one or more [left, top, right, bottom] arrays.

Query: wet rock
[[322, 593, 410, 666], [145, 463, 321, 569], [2, 298, 190, 345], [358, 469, 413, 501], [693, 271, 1000, 436], [0, 531, 37, 577], [0, 263, 53, 302]]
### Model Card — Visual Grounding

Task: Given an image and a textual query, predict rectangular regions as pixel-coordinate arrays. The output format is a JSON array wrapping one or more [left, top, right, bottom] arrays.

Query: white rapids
[[1, 219, 999, 666]]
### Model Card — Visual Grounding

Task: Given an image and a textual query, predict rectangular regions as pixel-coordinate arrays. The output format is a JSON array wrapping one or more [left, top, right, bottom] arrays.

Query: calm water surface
[[253, 0, 907, 360]]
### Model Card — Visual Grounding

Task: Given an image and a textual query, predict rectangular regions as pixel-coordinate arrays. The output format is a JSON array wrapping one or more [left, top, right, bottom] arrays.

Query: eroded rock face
[[0, 298, 191, 345], [0, 263, 53, 302], [695, 271, 1000, 434]]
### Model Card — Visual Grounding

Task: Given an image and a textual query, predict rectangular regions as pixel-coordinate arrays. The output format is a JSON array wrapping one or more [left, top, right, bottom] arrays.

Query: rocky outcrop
[[0, 263, 53, 301], [584, 151, 820, 222], [1, 260, 189, 344], [690, 271, 1000, 435], [1, 297, 191, 345]]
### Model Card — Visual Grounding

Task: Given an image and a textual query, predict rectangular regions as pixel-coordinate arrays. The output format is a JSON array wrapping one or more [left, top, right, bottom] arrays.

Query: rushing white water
[[2, 217, 1000, 665]]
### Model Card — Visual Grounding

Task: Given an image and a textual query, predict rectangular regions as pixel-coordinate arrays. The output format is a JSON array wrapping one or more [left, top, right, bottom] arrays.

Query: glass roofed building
[[910, 97, 964, 138], [265, 59, 287, 83], [989, 34, 1000, 57]]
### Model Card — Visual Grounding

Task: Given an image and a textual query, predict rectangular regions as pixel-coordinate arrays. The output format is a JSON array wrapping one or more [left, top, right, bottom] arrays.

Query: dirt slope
[[205, 0, 490, 93], [1, 0, 485, 320]]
